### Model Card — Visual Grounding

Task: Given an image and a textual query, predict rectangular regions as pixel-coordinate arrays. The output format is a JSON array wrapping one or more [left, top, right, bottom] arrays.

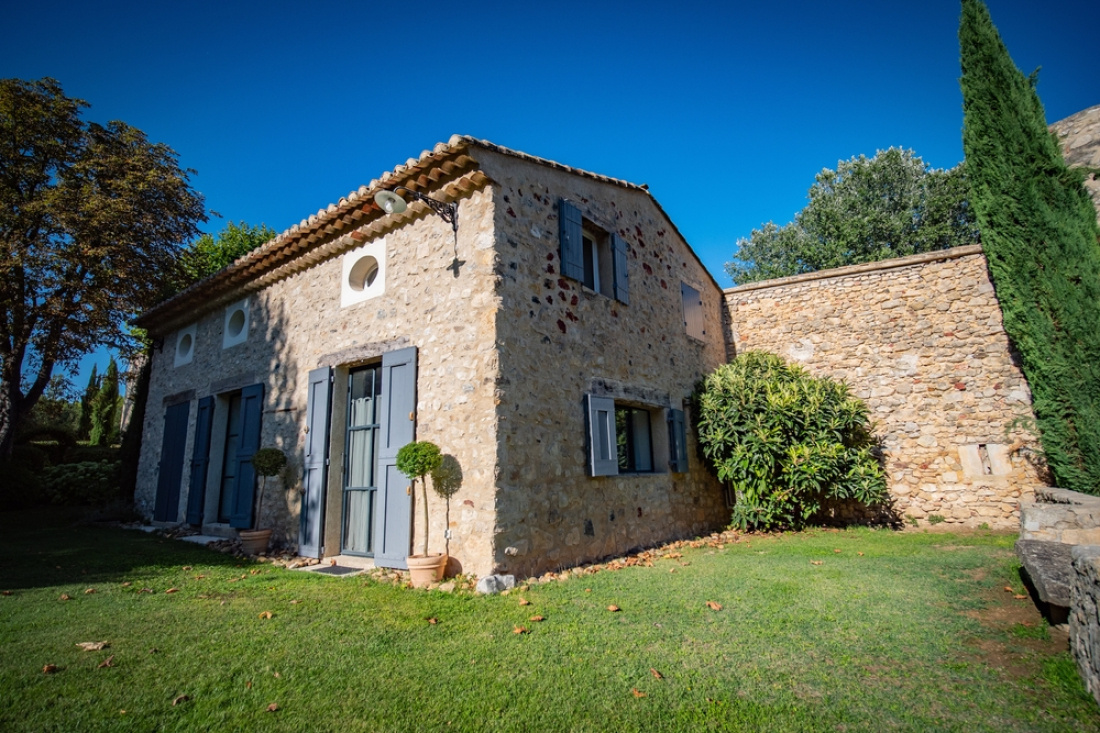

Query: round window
[[227, 308, 246, 338], [348, 255, 380, 292], [178, 333, 193, 358]]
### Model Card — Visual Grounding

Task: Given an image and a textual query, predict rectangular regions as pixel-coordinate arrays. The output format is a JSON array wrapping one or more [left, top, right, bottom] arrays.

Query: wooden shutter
[[228, 383, 264, 529], [668, 408, 688, 473], [681, 282, 705, 339], [586, 394, 618, 477], [611, 232, 630, 304], [559, 199, 584, 281], [185, 396, 215, 525], [374, 346, 417, 569], [300, 367, 332, 558], [154, 401, 191, 522]]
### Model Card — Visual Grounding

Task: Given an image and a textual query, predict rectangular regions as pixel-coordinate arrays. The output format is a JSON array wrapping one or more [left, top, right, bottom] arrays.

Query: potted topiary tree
[[239, 447, 287, 555], [396, 440, 445, 587]]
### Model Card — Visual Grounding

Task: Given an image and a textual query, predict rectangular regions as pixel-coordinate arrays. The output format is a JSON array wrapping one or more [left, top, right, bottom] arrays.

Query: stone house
[[134, 136, 729, 578]]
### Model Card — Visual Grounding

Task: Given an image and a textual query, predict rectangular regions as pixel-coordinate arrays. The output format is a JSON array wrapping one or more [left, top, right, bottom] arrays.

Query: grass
[[1, 509, 1098, 732]]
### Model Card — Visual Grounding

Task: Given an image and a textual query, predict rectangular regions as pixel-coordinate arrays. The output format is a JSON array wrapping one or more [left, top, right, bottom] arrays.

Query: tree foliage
[[88, 356, 121, 447], [960, 0, 1100, 494], [0, 77, 205, 460], [175, 220, 275, 291], [727, 148, 979, 284], [695, 351, 888, 531]]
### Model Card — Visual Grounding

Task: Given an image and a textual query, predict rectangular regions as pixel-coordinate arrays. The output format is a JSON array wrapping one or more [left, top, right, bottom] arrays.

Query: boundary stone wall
[[724, 246, 1042, 527]]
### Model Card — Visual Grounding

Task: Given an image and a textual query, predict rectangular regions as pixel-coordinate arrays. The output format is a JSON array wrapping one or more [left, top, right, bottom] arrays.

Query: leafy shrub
[[696, 351, 888, 531], [396, 441, 443, 482], [41, 461, 121, 506], [65, 445, 121, 464]]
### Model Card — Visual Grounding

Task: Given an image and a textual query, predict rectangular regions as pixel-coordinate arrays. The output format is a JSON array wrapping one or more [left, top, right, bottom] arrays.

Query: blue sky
[[3, 0, 1098, 389]]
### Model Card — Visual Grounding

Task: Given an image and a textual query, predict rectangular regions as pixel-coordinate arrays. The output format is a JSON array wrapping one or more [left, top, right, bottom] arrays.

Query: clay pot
[[239, 528, 273, 555], [407, 553, 447, 588]]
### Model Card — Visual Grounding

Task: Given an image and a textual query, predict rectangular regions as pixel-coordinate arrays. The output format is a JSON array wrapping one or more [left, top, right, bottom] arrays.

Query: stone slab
[[1016, 538, 1074, 607]]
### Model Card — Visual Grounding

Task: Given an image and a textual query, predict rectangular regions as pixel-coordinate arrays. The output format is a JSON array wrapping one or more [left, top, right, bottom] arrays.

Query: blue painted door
[[185, 396, 215, 525], [300, 367, 332, 558], [373, 346, 417, 569], [154, 401, 190, 522], [228, 383, 264, 529]]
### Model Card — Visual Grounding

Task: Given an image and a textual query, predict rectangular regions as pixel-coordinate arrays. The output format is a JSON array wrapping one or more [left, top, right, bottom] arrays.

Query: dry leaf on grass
[[173, 694, 190, 706], [834, 549, 842, 554], [426, 617, 438, 625], [165, 588, 179, 594], [266, 703, 279, 712], [858, 552, 864, 557], [138, 588, 153, 594], [76, 641, 109, 651], [246, 681, 253, 689], [1, 590, 12, 596], [97, 655, 114, 669], [1014, 594, 1028, 600], [518, 598, 531, 606], [42, 664, 59, 674], [529, 615, 545, 622], [84, 588, 96, 594], [607, 605, 621, 612], [59, 594, 72, 601], [706, 601, 722, 611], [650, 668, 664, 680], [182, 566, 192, 571], [631, 688, 647, 698], [1004, 586, 1014, 593], [273, 672, 280, 678], [810, 561, 824, 566], [289, 600, 301, 605], [258, 611, 273, 619], [513, 626, 529, 634], [194, 575, 206, 580], [120, 582, 131, 587]]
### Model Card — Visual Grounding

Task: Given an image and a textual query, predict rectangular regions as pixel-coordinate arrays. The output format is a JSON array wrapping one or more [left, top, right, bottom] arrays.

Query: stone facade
[[1071, 545, 1100, 706], [723, 246, 1043, 527], [1051, 104, 1100, 217]]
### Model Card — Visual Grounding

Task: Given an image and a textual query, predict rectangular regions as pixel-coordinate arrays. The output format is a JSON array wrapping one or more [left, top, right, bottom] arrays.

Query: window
[[681, 282, 705, 340], [174, 324, 196, 367], [223, 299, 249, 349], [559, 199, 629, 303], [586, 394, 688, 476], [341, 239, 387, 307]]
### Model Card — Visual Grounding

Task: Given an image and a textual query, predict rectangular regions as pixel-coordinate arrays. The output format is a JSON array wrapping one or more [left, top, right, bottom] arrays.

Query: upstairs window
[[560, 199, 629, 304], [223, 299, 249, 349], [681, 282, 706, 340], [174, 324, 196, 367]]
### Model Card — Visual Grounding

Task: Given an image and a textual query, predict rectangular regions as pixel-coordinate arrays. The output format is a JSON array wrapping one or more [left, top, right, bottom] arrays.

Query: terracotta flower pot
[[407, 553, 447, 588], [239, 528, 273, 555]]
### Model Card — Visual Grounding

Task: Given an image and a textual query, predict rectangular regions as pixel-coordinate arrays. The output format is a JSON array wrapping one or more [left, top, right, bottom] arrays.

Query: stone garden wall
[[724, 246, 1043, 527]]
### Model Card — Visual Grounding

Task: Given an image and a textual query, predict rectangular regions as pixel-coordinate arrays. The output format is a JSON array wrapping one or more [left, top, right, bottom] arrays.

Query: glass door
[[341, 365, 382, 555]]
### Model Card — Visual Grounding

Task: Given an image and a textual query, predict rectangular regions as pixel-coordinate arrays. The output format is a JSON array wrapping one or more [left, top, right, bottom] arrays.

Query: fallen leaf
[[529, 615, 545, 622], [650, 668, 664, 680], [1014, 594, 1028, 600], [266, 703, 279, 712], [173, 694, 190, 706], [258, 611, 273, 619], [138, 588, 154, 594], [289, 600, 301, 605], [631, 688, 647, 698], [59, 594, 72, 601], [1004, 586, 1014, 593], [165, 588, 179, 594], [858, 552, 864, 557], [518, 598, 531, 606], [426, 617, 438, 625], [810, 561, 824, 566], [513, 625, 529, 634], [42, 664, 58, 674], [1, 590, 11, 596], [833, 549, 842, 554], [273, 672, 280, 678], [120, 582, 131, 587], [182, 566, 192, 571], [706, 601, 723, 611], [194, 575, 206, 580], [669, 568, 676, 573], [84, 588, 96, 594], [585, 588, 591, 593], [607, 605, 621, 612], [246, 681, 253, 689], [76, 641, 109, 651], [250, 569, 261, 575], [97, 655, 114, 669]]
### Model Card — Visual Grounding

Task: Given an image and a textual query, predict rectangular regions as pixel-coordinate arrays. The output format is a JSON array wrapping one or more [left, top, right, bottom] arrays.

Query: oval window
[[178, 333, 193, 358], [348, 255, 379, 292], [227, 308, 246, 338]]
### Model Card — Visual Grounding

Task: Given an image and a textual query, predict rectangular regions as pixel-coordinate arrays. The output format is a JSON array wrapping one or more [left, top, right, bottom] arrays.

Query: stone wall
[[1051, 105, 1100, 218], [479, 149, 729, 577], [724, 246, 1043, 527], [137, 184, 502, 575], [1071, 545, 1100, 706]]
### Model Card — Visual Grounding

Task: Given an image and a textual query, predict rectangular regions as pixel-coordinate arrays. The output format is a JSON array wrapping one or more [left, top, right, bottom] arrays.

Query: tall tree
[[175, 220, 276, 290], [727, 149, 979, 284], [961, 0, 1100, 493], [89, 356, 120, 447], [77, 363, 98, 440], [0, 78, 205, 461]]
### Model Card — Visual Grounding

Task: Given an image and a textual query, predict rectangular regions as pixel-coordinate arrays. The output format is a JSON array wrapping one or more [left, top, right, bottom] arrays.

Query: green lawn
[[1, 509, 1097, 732]]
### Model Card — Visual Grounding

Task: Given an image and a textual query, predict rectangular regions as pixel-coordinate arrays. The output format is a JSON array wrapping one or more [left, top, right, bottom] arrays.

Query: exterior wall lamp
[[374, 188, 458, 234]]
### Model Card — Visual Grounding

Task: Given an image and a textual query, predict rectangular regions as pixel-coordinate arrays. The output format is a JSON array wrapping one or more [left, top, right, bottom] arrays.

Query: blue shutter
[[374, 346, 417, 569], [586, 394, 618, 477], [559, 199, 584, 281], [300, 367, 332, 558], [611, 232, 630, 304], [185, 396, 215, 525], [154, 401, 191, 522], [228, 383, 264, 529], [682, 282, 705, 339], [668, 408, 688, 473]]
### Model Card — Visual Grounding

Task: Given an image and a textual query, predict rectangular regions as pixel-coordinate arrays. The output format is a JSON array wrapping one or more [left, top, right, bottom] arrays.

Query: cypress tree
[[89, 357, 121, 447], [77, 364, 98, 440], [960, 0, 1100, 493]]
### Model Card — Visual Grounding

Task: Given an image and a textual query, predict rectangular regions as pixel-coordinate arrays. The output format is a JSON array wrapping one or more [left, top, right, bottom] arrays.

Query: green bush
[[41, 461, 121, 506], [65, 445, 121, 464], [396, 441, 442, 482], [696, 351, 888, 531]]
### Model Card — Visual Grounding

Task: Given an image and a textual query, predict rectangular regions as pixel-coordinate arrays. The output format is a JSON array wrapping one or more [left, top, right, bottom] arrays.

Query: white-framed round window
[[348, 255, 380, 292], [223, 299, 250, 349], [178, 333, 194, 357], [174, 324, 196, 367], [227, 308, 246, 338]]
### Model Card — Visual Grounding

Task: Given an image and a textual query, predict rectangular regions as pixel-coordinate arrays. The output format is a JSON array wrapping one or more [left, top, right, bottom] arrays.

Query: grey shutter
[[611, 232, 630, 304], [586, 394, 618, 477], [559, 199, 584, 281], [682, 282, 705, 339], [154, 401, 191, 522], [228, 383, 264, 529], [300, 367, 332, 558], [374, 346, 417, 569], [185, 396, 214, 525], [668, 408, 688, 473]]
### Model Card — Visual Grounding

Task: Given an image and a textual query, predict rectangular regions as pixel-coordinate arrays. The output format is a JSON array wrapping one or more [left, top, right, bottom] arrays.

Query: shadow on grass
[[0, 507, 248, 591]]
